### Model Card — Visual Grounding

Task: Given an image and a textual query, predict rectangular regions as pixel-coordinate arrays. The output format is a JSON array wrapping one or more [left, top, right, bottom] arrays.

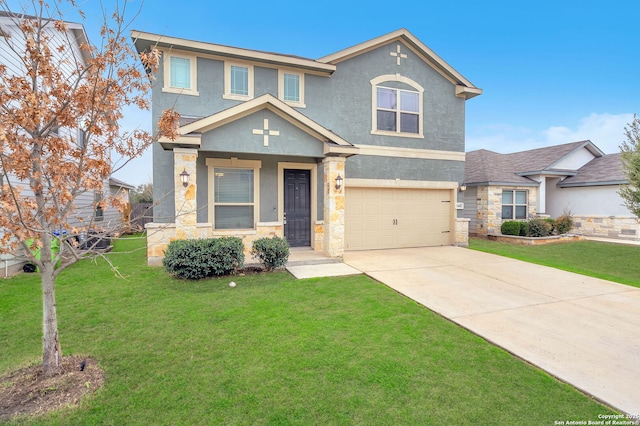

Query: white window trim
[[223, 61, 254, 101], [502, 189, 528, 220], [206, 158, 261, 230], [161, 49, 199, 96], [370, 74, 424, 139], [278, 69, 306, 108]]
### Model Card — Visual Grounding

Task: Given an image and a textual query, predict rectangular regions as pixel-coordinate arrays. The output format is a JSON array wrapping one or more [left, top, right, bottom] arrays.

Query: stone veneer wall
[[572, 215, 639, 239], [146, 222, 284, 266], [314, 221, 324, 252], [323, 157, 346, 257], [455, 218, 470, 247], [474, 185, 538, 235]]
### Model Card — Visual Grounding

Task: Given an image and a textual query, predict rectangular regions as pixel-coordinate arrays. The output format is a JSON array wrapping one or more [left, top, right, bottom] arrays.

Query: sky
[[5, 0, 639, 186]]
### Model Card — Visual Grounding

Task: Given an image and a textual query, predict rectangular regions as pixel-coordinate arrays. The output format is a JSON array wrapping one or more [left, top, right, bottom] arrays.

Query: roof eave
[[463, 181, 540, 187], [558, 180, 628, 188], [517, 170, 578, 177], [131, 30, 336, 75]]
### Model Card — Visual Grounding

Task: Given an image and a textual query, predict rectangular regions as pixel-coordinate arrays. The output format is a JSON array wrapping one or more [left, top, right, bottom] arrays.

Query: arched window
[[371, 74, 424, 138]]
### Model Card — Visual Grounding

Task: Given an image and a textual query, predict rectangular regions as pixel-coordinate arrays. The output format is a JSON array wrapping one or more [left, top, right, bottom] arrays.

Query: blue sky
[[6, 0, 639, 186]]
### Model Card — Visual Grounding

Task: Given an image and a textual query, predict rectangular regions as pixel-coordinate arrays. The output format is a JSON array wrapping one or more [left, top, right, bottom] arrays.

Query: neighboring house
[[0, 12, 134, 277], [463, 140, 638, 239], [132, 28, 482, 265]]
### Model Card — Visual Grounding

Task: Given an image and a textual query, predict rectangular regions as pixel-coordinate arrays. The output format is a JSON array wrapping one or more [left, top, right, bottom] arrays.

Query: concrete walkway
[[343, 246, 640, 415]]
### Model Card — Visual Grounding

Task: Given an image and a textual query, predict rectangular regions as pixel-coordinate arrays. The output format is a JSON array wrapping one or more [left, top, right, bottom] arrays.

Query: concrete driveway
[[343, 246, 640, 415]]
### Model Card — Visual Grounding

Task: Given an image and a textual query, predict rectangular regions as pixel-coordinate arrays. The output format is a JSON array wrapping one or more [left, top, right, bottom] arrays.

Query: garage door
[[345, 187, 452, 250]]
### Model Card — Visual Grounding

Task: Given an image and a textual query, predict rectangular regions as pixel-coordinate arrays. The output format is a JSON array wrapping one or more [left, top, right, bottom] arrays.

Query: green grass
[[1, 236, 616, 424], [470, 238, 640, 288]]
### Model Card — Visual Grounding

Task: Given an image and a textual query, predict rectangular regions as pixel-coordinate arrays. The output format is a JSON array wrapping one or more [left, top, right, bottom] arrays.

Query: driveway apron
[[344, 246, 640, 415]]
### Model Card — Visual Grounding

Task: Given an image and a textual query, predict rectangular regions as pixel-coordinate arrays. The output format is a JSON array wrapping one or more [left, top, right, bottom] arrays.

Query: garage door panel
[[345, 187, 452, 250]]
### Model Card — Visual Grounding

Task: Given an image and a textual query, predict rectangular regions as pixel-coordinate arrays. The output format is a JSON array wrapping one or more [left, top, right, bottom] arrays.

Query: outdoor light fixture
[[335, 174, 343, 190], [180, 169, 190, 187], [459, 184, 467, 192]]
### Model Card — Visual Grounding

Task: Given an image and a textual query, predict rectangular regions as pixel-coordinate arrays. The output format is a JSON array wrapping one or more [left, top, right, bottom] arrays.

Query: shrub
[[501, 221, 522, 236], [163, 237, 244, 280], [544, 218, 556, 234], [519, 221, 529, 237], [528, 218, 553, 237], [251, 236, 290, 272], [555, 213, 574, 234]]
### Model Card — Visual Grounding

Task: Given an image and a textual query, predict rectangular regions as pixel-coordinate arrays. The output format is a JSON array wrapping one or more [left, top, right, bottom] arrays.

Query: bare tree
[[0, 0, 172, 375]]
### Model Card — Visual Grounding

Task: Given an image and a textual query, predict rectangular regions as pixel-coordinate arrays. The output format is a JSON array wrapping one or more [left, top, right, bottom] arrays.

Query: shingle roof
[[465, 140, 605, 186], [559, 153, 627, 187]]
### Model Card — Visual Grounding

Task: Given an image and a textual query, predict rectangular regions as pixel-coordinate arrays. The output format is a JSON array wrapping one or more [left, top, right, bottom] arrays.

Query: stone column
[[174, 148, 198, 240], [323, 156, 346, 257]]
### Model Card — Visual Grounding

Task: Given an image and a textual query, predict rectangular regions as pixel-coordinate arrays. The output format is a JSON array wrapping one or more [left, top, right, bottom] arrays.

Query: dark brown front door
[[284, 169, 311, 247]]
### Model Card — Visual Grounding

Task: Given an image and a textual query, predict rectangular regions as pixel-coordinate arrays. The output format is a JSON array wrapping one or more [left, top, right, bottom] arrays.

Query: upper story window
[[224, 62, 254, 101], [162, 50, 199, 96], [278, 70, 305, 107], [370, 74, 424, 138], [170, 57, 191, 88], [502, 190, 528, 220]]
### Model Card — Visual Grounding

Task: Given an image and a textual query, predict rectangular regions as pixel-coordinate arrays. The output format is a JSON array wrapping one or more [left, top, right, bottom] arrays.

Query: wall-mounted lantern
[[335, 174, 343, 191], [459, 184, 467, 192], [180, 169, 190, 187]]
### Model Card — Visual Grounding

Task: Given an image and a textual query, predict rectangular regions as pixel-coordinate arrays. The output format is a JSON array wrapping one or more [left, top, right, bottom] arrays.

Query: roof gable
[[465, 140, 606, 186], [160, 94, 358, 156], [318, 28, 482, 99], [559, 153, 627, 187]]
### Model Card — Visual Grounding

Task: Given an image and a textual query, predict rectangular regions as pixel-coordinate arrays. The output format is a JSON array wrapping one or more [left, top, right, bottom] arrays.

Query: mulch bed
[[0, 356, 104, 422]]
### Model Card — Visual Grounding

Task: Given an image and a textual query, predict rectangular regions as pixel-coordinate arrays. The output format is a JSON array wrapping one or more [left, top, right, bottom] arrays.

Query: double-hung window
[[207, 159, 261, 230], [502, 190, 528, 220], [94, 191, 104, 221], [371, 75, 424, 138], [376, 87, 420, 134], [162, 51, 198, 96], [214, 168, 254, 229], [278, 70, 305, 107], [170, 56, 191, 89], [224, 62, 254, 100]]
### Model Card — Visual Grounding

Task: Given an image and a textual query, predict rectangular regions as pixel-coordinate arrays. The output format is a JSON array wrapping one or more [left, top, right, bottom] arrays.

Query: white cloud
[[467, 112, 635, 154]]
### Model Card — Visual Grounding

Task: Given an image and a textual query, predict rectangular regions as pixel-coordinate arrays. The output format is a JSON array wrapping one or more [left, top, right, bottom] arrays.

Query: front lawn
[[470, 238, 640, 288], [1, 236, 615, 424]]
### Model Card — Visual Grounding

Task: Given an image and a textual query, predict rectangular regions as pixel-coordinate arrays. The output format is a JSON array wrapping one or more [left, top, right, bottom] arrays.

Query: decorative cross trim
[[252, 118, 280, 146], [390, 44, 407, 66]]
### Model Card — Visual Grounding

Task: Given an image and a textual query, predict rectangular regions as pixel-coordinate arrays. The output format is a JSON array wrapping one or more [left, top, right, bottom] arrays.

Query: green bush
[[501, 221, 522, 236], [555, 213, 574, 234], [163, 237, 244, 280], [519, 221, 529, 237], [251, 236, 290, 271], [528, 218, 553, 237]]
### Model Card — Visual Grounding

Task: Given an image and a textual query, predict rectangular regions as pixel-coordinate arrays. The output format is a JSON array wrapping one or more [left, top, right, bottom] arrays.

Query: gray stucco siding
[[255, 66, 277, 97], [346, 156, 464, 183], [200, 110, 326, 157], [303, 41, 465, 153], [152, 143, 176, 223]]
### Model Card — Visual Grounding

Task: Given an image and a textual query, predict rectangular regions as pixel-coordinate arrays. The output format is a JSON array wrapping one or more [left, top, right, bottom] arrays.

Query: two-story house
[[132, 29, 482, 265]]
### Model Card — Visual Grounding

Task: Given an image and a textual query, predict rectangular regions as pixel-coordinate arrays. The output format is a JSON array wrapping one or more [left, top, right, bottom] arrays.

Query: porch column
[[323, 156, 346, 257], [538, 176, 547, 214], [174, 148, 198, 240]]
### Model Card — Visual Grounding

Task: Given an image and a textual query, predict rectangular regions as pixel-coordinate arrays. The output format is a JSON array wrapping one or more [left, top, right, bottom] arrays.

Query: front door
[[284, 169, 311, 247]]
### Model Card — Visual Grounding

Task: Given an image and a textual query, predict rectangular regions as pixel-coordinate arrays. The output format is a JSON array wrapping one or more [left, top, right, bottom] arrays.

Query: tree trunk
[[41, 239, 61, 376]]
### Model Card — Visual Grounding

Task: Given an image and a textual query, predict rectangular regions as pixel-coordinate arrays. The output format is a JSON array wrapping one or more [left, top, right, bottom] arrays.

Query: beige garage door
[[345, 187, 452, 250]]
